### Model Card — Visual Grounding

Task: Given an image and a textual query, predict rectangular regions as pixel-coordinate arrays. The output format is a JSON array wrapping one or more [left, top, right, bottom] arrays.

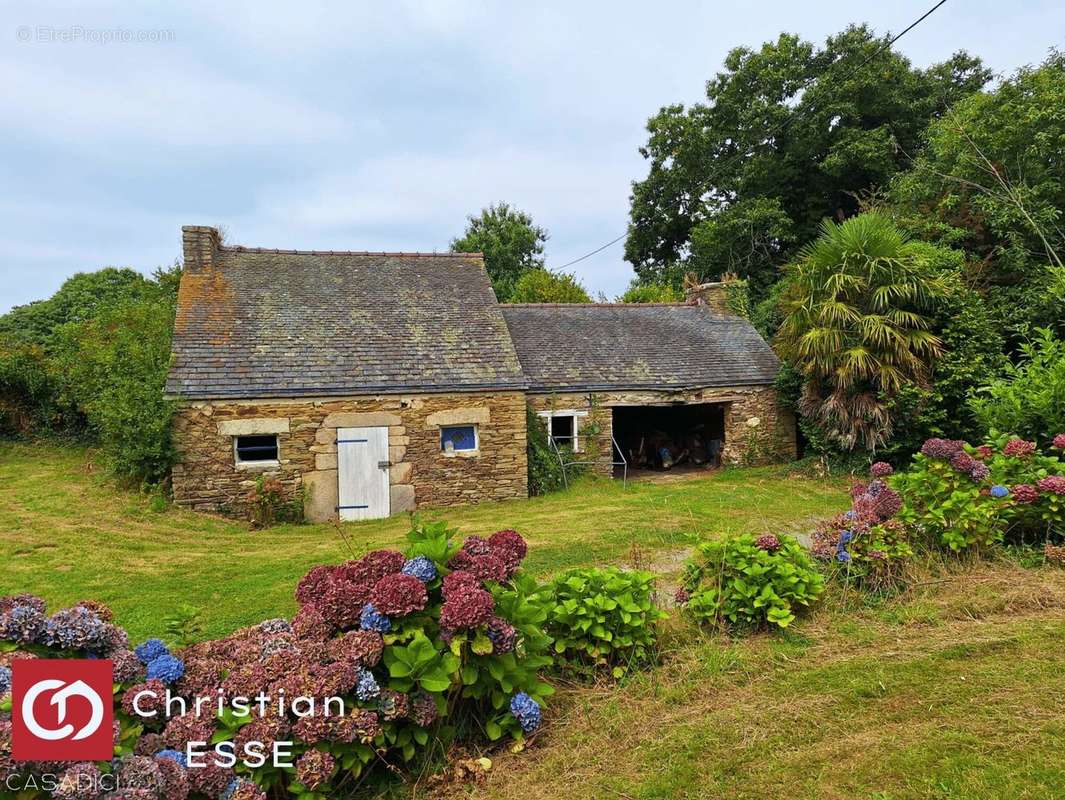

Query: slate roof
[[166, 247, 528, 398], [500, 303, 780, 392]]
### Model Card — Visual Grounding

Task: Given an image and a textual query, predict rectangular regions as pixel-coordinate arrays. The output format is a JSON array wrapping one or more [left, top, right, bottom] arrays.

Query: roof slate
[[166, 248, 528, 398], [500, 303, 780, 392]]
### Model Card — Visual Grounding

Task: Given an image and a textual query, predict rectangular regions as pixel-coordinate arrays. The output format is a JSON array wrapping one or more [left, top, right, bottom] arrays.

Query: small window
[[549, 415, 575, 448], [440, 425, 477, 453], [235, 434, 279, 463]]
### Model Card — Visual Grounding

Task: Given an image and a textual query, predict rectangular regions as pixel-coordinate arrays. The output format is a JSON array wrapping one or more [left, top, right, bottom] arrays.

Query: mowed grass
[[468, 563, 1065, 800], [0, 442, 847, 641]]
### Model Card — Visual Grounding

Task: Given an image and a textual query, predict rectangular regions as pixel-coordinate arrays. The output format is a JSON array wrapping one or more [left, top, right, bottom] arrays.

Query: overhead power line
[[552, 0, 950, 272]]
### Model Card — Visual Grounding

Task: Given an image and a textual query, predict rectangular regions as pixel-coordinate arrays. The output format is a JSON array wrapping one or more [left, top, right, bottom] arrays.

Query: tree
[[775, 213, 948, 451], [889, 52, 1065, 342], [0, 267, 161, 346], [626, 25, 989, 301], [617, 281, 682, 303], [451, 203, 548, 302], [508, 269, 591, 304]]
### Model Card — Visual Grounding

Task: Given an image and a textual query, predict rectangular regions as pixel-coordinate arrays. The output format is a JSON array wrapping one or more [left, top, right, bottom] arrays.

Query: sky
[[2, 0, 1063, 313]]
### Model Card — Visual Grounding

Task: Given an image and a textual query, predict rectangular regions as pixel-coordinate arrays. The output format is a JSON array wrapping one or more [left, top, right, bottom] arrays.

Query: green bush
[[544, 566, 665, 678], [526, 405, 566, 495], [618, 281, 682, 303], [969, 329, 1065, 449], [52, 298, 176, 484], [678, 534, 825, 630]]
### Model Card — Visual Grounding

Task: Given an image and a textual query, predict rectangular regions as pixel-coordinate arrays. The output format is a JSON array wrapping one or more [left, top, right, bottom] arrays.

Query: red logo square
[[12, 659, 114, 761]]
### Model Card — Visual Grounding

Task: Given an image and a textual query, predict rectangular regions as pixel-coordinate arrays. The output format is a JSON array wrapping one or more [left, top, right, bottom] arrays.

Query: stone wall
[[527, 385, 795, 471], [171, 391, 528, 522]]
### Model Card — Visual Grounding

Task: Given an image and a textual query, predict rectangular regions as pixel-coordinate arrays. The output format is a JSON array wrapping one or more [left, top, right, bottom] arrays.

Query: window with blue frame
[[440, 425, 477, 453]]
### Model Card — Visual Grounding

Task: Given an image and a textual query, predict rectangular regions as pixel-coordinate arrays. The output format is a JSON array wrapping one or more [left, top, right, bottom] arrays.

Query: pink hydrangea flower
[[1053, 433, 1065, 450], [1037, 476, 1065, 495], [869, 461, 893, 478], [1003, 438, 1037, 458]]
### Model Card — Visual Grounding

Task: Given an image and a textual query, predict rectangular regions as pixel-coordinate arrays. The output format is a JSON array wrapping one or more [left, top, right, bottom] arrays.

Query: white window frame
[[233, 434, 281, 469], [537, 409, 588, 453], [440, 424, 479, 458]]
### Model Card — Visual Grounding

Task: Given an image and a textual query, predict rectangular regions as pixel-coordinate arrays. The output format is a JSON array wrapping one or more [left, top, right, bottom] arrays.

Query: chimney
[[685, 281, 732, 315], [182, 225, 221, 273]]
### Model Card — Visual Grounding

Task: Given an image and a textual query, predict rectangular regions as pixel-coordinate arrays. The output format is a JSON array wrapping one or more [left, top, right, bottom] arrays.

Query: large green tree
[[889, 52, 1065, 343], [626, 25, 989, 301], [775, 213, 948, 451], [451, 203, 548, 302]]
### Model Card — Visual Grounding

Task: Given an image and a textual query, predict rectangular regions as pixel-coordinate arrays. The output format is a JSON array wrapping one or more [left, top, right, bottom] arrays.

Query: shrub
[[246, 476, 304, 528], [810, 463, 913, 591], [526, 405, 566, 495], [618, 281, 682, 303], [0, 521, 554, 798], [969, 328, 1065, 449], [893, 433, 1065, 550], [543, 567, 664, 678], [677, 533, 825, 630], [508, 268, 591, 304], [51, 297, 177, 484]]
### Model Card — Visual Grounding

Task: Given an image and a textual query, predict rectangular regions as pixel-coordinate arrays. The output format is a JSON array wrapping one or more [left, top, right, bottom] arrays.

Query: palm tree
[[775, 213, 947, 451]]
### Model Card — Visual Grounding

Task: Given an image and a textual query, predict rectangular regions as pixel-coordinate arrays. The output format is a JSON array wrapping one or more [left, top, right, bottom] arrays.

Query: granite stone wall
[[171, 391, 528, 522]]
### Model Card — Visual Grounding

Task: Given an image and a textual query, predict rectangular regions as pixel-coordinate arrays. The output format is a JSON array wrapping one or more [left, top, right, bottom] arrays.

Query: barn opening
[[612, 403, 726, 473]]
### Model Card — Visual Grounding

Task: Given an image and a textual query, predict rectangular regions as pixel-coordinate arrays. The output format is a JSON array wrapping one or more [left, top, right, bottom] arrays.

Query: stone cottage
[[167, 226, 794, 522]]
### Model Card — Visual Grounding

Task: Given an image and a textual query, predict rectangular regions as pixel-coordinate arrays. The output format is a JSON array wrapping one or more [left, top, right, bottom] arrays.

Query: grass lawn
[[474, 563, 1065, 800], [8, 441, 1064, 798], [0, 441, 846, 641]]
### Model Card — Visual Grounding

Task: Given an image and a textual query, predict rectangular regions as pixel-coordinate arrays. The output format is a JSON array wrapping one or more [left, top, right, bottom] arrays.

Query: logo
[[12, 660, 114, 761]]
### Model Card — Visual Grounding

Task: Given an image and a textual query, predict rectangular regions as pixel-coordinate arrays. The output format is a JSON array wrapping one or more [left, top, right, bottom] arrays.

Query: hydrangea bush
[[893, 433, 1065, 550], [677, 534, 825, 629], [543, 567, 665, 678], [0, 521, 554, 799], [810, 464, 913, 591]]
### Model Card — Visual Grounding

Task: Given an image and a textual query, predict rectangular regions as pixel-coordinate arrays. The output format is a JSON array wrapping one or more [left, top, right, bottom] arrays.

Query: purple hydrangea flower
[[968, 461, 990, 481], [487, 616, 517, 654], [990, 485, 1009, 499], [401, 556, 438, 583], [146, 654, 185, 684], [355, 669, 380, 700], [509, 692, 541, 733], [0, 666, 10, 695], [134, 638, 169, 665], [359, 603, 391, 633]]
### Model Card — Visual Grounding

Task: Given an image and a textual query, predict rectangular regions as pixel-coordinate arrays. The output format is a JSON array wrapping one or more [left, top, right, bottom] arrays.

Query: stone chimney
[[182, 225, 221, 273], [685, 281, 732, 315]]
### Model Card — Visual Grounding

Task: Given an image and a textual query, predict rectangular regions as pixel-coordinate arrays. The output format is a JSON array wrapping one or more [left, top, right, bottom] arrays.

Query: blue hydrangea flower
[[134, 638, 169, 665], [990, 485, 1009, 499], [146, 654, 185, 684], [355, 669, 380, 700], [155, 749, 187, 768], [359, 603, 391, 633], [509, 692, 541, 733], [836, 549, 852, 563], [839, 530, 854, 545], [2, 604, 48, 645], [0, 665, 10, 695], [843, 510, 856, 520], [45, 606, 109, 651], [401, 556, 438, 583], [221, 778, 243, 800]]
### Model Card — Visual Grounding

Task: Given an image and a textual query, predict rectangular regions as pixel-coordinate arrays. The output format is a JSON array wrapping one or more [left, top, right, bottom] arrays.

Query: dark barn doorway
[[612, 403, 726, 474]]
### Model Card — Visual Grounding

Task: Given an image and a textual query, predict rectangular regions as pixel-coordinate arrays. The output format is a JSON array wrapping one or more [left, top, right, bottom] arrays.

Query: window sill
[[236, 460, 281, 471], [441, 450, 480, 459]]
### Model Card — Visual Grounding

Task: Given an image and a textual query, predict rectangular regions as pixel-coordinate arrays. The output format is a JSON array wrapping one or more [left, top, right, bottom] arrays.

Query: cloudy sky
[[2, 0, 1062, 312]]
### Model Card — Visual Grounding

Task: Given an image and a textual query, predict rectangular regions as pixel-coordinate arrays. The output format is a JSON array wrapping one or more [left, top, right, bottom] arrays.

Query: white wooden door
[[337, 427, 390, 521]]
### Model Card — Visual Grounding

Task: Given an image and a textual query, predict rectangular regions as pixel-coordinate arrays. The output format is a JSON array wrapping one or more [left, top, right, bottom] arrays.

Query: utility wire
[[552, 0, 950, 271]]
